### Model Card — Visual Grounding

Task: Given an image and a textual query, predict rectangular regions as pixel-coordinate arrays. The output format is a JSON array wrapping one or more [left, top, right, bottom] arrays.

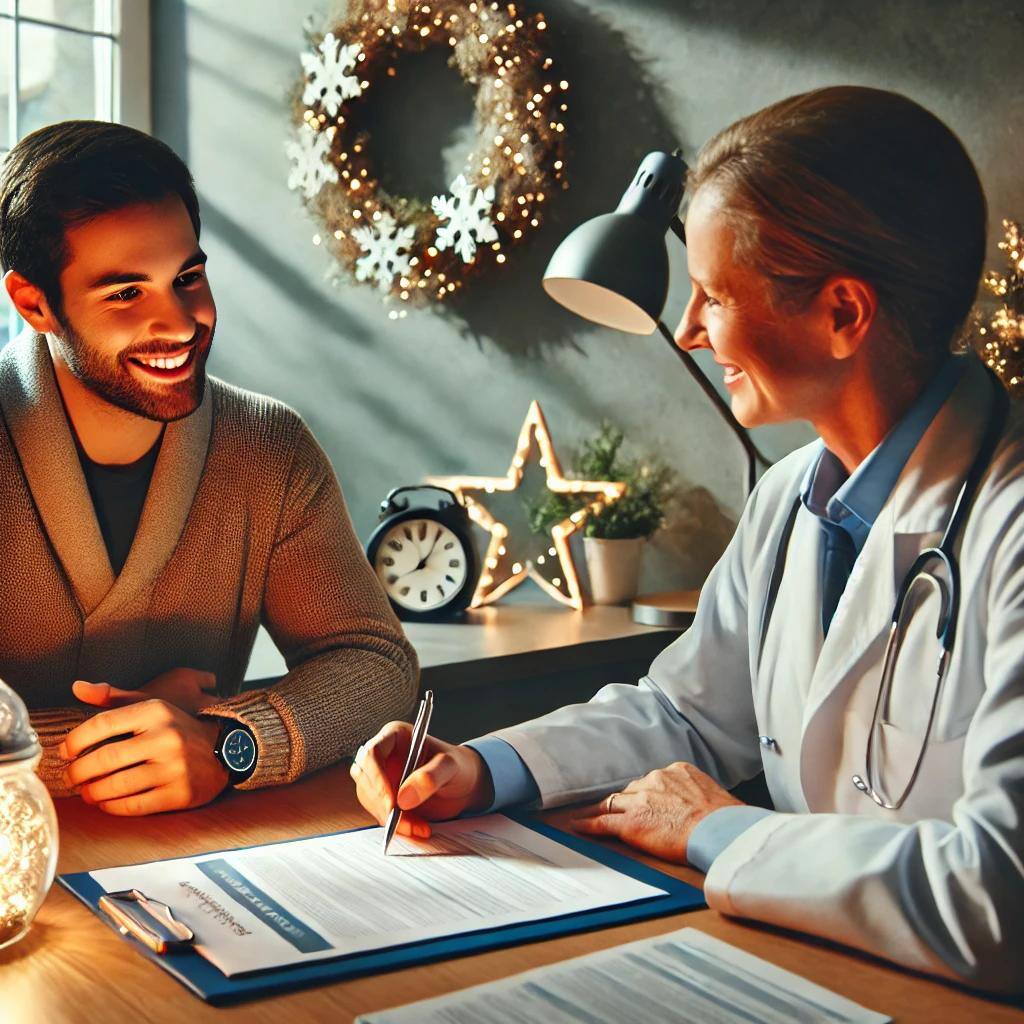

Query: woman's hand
[[351, 721, 494, 839], [58, 698, 229, 815], [570, 761, 743, 864]]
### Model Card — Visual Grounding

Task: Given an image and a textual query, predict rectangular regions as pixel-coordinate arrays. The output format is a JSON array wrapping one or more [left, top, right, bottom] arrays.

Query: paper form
[[357, 927, 891, 1024], [88, 815, 666, 977]]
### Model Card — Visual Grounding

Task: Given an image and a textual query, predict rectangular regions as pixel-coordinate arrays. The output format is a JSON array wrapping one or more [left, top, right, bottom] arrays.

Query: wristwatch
[[212, 719, 258, 785]]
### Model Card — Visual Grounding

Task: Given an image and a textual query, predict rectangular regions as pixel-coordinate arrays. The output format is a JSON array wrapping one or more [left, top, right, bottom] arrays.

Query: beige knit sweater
[[0, 332, 418, 795]]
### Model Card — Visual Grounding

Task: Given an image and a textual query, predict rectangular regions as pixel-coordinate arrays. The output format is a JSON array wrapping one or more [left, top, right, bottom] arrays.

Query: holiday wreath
[[287, 0, 569, 316]]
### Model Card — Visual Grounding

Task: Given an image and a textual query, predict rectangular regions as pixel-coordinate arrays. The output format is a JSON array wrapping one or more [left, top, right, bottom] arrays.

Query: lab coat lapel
[[755, 498, 825, 721], [799, 356, 997, 809], [803, 502, 899, 726], [0, 332, 114, 614]]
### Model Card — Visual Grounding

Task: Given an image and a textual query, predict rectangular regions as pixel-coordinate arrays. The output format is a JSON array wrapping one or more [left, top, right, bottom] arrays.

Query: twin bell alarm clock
[[366, 486, 478, 621]]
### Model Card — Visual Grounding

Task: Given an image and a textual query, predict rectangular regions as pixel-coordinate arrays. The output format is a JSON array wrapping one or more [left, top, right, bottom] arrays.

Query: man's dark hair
[[0, 120, 200, 321]]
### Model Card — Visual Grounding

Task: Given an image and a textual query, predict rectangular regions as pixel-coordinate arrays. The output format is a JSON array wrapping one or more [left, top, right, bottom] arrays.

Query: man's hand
[[570, 761, 743, 864], [350, 721, 494, 839], [72, 668, 220, 715], [58, 698, 229, 815]]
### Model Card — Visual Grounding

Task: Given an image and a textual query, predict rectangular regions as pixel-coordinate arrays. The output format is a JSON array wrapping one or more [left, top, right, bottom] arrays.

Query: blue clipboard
[[58, 813, 705, 1006]]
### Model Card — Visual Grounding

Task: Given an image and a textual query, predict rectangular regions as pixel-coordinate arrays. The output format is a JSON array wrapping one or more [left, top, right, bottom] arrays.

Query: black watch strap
[[212, 718, 259, 785]]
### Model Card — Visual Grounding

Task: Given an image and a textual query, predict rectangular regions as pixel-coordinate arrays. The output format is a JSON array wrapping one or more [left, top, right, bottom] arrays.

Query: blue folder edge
[[57, 812, 705, 1006]]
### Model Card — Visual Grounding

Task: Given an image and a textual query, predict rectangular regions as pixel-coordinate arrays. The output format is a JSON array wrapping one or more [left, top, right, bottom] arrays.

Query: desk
[[3, 765, 1021, 1024], [246, 603, 685, 741]]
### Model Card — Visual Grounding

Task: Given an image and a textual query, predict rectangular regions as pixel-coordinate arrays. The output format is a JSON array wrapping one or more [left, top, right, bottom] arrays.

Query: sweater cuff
[[30, 708, 91, 798], [199, 690, 295, 791]]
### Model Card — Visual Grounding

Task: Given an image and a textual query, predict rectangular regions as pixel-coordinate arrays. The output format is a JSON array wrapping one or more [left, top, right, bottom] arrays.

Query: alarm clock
[[366, 486, 479, 621]]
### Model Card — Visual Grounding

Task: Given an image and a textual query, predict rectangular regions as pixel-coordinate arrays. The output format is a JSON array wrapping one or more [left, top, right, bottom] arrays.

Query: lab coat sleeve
[[704, 502, 1024, 994], [483, 486, 767, 809]]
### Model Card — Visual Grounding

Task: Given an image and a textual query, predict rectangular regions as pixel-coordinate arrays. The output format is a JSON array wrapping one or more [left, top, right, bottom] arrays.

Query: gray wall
[[152, 0, 1024, 593]]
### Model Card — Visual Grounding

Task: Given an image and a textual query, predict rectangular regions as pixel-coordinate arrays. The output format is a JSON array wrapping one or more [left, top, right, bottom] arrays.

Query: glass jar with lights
[[0, 677, 58, 949]]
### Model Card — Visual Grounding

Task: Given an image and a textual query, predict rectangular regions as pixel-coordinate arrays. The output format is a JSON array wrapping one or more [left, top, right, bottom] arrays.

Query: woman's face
[[674, 186, 839, 428]]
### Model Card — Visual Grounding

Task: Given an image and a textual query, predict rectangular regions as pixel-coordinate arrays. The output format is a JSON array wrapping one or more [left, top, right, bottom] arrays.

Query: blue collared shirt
[[800, 355, 966, 565], [468, 356, 968, 871]]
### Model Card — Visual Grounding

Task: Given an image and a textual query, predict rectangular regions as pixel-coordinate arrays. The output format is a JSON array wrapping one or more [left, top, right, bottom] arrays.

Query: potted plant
[[525, 423, 675, 604]]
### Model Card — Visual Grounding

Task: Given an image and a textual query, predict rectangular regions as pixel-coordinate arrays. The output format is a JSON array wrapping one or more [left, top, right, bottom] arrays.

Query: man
[[352, 87, 1024, 992], [0, 120, 418, 814]]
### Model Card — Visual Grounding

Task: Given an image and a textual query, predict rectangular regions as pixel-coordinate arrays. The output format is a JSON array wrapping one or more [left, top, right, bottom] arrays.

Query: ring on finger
[[605, 792, 618, 814]]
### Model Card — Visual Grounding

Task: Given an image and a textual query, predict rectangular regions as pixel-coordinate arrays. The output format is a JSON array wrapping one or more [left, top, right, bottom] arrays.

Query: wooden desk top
[[3, 765, 1021, 1024], [245, 602, 683, 687]]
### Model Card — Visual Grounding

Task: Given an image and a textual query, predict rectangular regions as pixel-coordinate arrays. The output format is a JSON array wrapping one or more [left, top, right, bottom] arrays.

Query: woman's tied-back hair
[[687, 86, 987, 363], [0, 120, 200, 323]]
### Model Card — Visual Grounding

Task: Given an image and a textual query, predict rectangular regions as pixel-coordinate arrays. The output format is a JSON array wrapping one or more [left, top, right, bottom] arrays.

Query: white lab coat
[[489, 356, 1024, 992]]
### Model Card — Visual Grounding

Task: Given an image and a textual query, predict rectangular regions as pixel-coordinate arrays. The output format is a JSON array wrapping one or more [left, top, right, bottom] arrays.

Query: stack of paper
[[357, 927, 891, 1024]]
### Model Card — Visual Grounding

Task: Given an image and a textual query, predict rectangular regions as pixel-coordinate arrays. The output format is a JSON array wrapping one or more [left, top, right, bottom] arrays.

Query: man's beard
[[52, 316, 214, 423]]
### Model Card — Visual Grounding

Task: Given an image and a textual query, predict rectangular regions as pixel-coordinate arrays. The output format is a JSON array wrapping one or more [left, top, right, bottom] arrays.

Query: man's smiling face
[[51, 194, 216, 422]]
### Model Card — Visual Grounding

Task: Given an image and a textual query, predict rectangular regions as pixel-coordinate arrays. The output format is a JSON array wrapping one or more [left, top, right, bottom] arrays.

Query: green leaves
[[524, 423, 676, 540]]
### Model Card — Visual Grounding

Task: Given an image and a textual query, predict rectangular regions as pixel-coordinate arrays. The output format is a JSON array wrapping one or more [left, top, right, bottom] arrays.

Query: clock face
[[374, 518, 469, 612]]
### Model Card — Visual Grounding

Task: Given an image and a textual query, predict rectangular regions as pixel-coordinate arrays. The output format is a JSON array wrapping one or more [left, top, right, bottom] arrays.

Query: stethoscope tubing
[[758, 372, 1009, 810]]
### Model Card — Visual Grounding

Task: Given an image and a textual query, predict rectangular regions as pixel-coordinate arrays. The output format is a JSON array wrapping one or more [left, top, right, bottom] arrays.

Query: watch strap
[[197, 692, 292, 790]]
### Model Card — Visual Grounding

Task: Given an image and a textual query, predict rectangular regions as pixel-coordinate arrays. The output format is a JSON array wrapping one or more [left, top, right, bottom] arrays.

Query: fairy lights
[[289, 0, 569, 315], [0, 682, 58, 950], [969, 219, 1024, 392], [426, 401, 626, 609]]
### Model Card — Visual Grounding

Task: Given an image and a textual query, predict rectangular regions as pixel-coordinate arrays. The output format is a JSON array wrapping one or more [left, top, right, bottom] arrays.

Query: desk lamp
[[542, 150, 772, 626]]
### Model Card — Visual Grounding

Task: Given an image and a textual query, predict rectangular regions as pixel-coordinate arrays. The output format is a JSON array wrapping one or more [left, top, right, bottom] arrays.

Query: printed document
[[357, 927, 891, 1024], [89, 815, 666, 977]]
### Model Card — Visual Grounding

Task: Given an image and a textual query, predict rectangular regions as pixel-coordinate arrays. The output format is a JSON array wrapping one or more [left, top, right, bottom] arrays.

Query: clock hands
[[393, 524, 443, 580], [415, 525, 442, 571]]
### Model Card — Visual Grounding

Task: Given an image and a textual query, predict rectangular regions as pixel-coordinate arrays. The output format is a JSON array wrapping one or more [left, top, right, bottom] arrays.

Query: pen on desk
[[382, 689, 434, 855]]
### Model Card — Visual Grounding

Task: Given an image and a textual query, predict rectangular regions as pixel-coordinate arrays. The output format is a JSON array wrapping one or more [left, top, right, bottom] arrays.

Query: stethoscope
[[758, 374, 1009, 810]]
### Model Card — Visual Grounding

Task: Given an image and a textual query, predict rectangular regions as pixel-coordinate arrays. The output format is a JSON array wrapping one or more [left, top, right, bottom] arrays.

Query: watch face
[[373, 518, 469, 612], [222, 727, 257, 773]]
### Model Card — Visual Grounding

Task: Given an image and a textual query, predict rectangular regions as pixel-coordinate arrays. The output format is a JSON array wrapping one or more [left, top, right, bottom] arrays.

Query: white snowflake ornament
[[285, 124, 339, 200], [301, 32, 364, 117], [352, 212, 417, 293], [431, 175, 498, 264]]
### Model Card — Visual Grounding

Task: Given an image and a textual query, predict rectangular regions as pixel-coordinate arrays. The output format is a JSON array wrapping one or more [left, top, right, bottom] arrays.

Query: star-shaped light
[[426, 401, 626, 609]]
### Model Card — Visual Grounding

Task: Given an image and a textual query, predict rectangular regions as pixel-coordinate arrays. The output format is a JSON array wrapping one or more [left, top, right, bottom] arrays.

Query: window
[[1, 0, 150, 347]]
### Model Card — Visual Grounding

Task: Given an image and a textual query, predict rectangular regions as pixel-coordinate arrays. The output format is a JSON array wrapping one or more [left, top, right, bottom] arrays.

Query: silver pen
[[383, 689, 434, 855]]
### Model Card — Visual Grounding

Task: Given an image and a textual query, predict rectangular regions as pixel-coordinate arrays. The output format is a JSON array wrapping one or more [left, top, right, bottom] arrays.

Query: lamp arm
[[654, 319, 772, 496]]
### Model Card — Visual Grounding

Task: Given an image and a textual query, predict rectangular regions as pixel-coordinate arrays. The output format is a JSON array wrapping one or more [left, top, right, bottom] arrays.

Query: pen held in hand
[[383, 689, 434, 855]]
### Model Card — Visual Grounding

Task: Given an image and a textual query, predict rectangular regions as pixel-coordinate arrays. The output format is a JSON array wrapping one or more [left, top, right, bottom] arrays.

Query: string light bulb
[[426, 401, 625, 609], [292, 1, 569, 313], [0, 679, 58, 950]]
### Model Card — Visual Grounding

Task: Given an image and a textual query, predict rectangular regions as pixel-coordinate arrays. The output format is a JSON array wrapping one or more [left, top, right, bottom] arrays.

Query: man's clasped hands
[[58, 668, 230, 816]]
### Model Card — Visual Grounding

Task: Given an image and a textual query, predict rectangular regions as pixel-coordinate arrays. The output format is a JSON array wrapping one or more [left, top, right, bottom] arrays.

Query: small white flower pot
[[583, 536, 645, 605]]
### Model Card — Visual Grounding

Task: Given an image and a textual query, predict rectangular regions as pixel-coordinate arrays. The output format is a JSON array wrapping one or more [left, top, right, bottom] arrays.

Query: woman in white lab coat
[[352, 87, 1024, 993]]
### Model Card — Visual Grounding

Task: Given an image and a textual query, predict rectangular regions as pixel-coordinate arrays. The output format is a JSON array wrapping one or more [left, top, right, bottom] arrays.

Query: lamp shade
[[542, 150, 687, 335], [542, 214, 668, 334]]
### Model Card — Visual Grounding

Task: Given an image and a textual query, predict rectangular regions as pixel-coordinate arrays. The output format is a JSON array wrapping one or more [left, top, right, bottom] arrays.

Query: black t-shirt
[[73, 430, 164, 576]]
